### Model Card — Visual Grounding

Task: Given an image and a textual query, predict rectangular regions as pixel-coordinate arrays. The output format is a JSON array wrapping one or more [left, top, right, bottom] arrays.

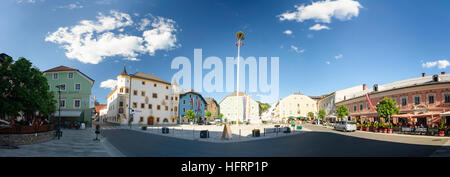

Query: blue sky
[[1, 0, 449, 105]]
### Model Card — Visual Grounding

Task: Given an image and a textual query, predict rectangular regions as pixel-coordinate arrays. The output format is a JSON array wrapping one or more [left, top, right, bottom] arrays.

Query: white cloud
[[45, 10, 179, 64], [17, 0, 36, 3], [309, 24, 330, 31], [422, 60, 450, 69], [278, 0, 362, 23], [58, 3, 84, 10], [283, 30, 293, 35], [100, 79, 117, 90], [290, 45, 304, 54], [138, 18, 151, 31], [326, 61, 331, 64], [334, 54, 343, 59]]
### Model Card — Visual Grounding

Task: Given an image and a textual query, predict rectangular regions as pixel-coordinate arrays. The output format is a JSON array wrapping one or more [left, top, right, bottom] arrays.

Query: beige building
[[275, 93, 318, 121], [219, 92, 260, 123]]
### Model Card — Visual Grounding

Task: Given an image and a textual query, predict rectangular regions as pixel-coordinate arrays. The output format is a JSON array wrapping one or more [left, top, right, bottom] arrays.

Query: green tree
[[376, 97, 399, 123], [257, 101, 271, 116], [186, 109, 196, 122], [205, 111, 211, 120], [218, 113, 224, 120], [318, 110, 326, 121], [1, 56, 56, 120], [336, 105, 349, 121], [0, 54, 15, 119], [307, 112, 315, 120]]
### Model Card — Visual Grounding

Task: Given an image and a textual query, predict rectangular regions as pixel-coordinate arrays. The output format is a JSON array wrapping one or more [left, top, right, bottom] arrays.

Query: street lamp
[[235, 31, 245, 125], [55, 84, 63, 139]]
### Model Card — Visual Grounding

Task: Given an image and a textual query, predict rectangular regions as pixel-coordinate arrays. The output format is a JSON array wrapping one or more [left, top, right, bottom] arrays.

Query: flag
[[365, 93, 375, 111]]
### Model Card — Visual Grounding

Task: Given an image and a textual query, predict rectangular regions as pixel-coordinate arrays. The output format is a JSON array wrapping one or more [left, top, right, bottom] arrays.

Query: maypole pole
[[235, 31, 245, 125]]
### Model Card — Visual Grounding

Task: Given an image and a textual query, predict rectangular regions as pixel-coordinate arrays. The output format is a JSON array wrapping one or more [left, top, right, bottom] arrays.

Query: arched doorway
[[147, 116, 154, 125], [163, 118, 169, 124]]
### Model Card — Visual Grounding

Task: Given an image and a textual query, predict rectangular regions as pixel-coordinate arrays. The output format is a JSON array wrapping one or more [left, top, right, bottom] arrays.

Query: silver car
[[334, 121, 356, 132]]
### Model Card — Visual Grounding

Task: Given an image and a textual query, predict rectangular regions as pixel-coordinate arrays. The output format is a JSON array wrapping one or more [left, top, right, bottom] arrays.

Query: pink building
[[336, 72, 450, 128]]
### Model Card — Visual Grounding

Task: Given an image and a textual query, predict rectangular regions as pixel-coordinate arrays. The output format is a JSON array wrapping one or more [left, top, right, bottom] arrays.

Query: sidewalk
[[0, 128, 123, 157]]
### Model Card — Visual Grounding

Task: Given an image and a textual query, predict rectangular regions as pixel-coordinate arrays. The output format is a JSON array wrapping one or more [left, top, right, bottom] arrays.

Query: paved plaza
[[0, 128, 122, 157], [101, 123, 311, 143]]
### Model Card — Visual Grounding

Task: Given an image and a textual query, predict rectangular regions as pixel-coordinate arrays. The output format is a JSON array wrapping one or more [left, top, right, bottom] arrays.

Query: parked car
[[206, 121, 215, 125], [334, 121, 356, 132]]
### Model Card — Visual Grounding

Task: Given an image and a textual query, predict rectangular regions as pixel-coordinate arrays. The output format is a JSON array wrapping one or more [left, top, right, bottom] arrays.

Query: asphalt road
[[102, 126, 444, 157]]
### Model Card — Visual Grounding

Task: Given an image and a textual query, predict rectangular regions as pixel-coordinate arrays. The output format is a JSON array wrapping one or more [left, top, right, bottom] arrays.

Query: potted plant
[[373, 122, 379, 132], [439, 118, 445, 137], [365, 122, 371, 131], [141, 125, 147, 130], [379, 122, 384, 133]]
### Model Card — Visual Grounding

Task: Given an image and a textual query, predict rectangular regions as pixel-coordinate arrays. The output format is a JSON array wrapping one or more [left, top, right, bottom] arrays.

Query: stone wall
[[0, 131, 55, 146]]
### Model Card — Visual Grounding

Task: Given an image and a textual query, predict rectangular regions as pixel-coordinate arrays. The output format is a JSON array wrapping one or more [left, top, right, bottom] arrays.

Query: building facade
[[204, 98, 219, 121], [219, 92, 259, 123], [275, 93, 317, 120], [106, 67, 179, 125], [43, 66, 94, 127], [336, 72, 450, 127], [318, 84, 368, 121], [178, 91, 206, 123]]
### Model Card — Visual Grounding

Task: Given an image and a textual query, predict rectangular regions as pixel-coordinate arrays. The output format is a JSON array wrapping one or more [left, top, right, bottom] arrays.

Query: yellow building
[[275, 93, 318, 121]]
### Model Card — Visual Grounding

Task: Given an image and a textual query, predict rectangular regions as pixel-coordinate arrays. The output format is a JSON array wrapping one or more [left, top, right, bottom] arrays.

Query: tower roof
[[120, 66, 128, 76]]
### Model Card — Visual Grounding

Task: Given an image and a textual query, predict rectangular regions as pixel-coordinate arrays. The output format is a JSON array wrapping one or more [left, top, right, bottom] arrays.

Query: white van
[[334, 121, 356, 132]]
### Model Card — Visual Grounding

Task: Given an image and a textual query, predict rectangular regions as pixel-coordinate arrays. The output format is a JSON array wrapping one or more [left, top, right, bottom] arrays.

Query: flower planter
[[439, 131, 445, 137], [374, 128, 378, 132], [365, 127, 370, 131], [388, 129, 392, 133], [383, 129, 387, 133], [380, 129, 384, 133]]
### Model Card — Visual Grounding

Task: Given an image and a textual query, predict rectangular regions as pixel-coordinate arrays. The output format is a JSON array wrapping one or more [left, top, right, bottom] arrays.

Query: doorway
[[147, 116, 154, 125]]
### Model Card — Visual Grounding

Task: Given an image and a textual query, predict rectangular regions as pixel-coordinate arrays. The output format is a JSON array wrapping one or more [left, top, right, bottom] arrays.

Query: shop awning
[[440, 111, 450, 116], [54, 110, 82, 117], [392, 113, 438, 118]]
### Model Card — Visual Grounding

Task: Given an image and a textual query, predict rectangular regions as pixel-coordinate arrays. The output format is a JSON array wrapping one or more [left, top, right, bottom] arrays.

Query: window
[[148, 104, 153, 109], [175, 97, 178, 101], [119, 101, 124, 107], [141, 103, 145, 109], [48, 85, 50, 91], [140, 117, 144, 122], [182, 108, 186, 113], [59, 99, 66, 108], [401, 97, 407, 106], [367, 102, 370, 110], [60, 84, 66, 91], [165, 95, 168, 100], [157, 105, 161, 110], [154, 83, 157, 87], [444, 93, 450, 103], [75, 83, 81, 90], [120, 88, 124, 93], [353, 105, 357, 112], [414, 96, 421, 105], [141, 91, 145, 97], [133, 90, 138, 96], [125, 88, 129, 93], [53, 73, 58, 80], [360, 104, 363, 111], [142, 81, 145, 85], [157, 118, 160, 123], [74, 99, 81, 108], [428, 95, 435, 104], [68, 73, 73, 79], [153, 93, 158, 98], [174, 106, 177, 112], [166, 86, 169, 89], [183, 100, 186, 104], [133, 102, 137, 108], [165, 106, 168, 111]]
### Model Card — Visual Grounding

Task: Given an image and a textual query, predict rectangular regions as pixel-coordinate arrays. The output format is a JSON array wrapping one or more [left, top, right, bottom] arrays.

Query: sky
[[1, 0, 449, 106]]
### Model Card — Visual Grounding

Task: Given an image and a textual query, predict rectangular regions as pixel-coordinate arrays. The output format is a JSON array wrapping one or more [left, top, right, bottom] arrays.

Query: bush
[[439, 118, 445, 131]]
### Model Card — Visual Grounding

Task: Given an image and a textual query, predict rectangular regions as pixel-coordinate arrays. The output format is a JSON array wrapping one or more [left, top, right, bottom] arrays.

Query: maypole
[[235, 31, 245, 124]]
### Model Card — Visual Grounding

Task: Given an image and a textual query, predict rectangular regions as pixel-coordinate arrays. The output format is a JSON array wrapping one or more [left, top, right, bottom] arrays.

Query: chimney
[[441, 71, 446, 75], [363, 84, 366, 90], [422, 73, 426, 77]]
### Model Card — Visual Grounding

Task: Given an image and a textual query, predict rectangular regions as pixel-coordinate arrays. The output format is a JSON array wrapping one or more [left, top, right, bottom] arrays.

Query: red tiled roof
[[95, 104, 107, 113], [44, 65, 77, 72]]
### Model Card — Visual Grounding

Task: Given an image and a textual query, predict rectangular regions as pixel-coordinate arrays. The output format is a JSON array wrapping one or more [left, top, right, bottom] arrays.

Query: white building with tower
[[105, 67, 180, 125]]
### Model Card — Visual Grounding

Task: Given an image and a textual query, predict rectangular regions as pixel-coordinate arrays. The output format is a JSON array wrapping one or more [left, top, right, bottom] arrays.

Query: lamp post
[[55, 85, 63, 139]]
